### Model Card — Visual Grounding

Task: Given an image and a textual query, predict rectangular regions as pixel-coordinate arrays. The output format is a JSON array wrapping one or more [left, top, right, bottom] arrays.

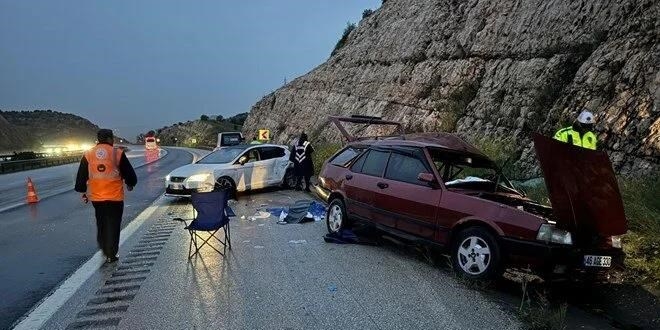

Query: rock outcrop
[[244, 0, 659, 178]]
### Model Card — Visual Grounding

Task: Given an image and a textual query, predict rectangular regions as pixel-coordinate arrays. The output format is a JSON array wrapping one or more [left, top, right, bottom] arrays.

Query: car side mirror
[[418, 172, 439, 188], [238, 156, 248, 165]]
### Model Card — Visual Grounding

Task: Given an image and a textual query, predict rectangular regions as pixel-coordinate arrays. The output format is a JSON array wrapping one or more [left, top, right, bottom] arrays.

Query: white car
[[165, 144, 295, 197]]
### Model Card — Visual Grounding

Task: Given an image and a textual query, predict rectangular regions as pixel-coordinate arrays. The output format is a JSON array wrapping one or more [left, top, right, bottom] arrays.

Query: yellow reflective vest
[[553, 127, 597, 150]]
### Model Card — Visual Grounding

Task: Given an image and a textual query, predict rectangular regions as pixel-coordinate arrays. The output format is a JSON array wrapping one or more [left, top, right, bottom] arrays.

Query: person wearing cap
[[553, 110, 598, 150], [75, 129, 138, 263]]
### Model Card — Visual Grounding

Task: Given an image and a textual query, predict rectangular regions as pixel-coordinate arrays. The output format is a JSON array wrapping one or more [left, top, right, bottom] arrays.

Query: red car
[[315, 116, 627, 280]]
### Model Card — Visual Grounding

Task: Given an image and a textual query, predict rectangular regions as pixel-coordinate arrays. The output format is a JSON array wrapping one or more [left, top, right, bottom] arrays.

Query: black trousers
[[295, 175, 311, 190], [92, 201, 124, 258]]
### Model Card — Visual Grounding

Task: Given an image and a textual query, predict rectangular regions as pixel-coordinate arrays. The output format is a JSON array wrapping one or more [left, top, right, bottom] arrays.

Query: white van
[[215, 132, 244, 150]]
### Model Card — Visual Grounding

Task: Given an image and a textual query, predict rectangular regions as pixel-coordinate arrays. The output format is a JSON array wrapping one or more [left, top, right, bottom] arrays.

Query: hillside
[[243, 0, 659, 178], [0, 113, 36, 152], [151, 113, 248, 148], [2, 110, 99, 146]]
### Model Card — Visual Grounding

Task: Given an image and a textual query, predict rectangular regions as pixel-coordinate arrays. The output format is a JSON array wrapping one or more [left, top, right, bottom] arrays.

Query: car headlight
[[187, 173, 211, 182], [165, 174, 171, 182], [536, 224, 573, 245]]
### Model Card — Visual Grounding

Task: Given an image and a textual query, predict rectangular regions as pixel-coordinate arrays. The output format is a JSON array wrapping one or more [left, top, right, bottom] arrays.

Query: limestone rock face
[[244, 0, 659, 177]]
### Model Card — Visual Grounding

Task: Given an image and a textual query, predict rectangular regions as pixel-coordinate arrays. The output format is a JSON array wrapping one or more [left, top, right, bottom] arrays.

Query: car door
[[234, 148, 262, 190], [258, 146, 288, 185], [372, 148, 442, 239], [343, 149, 390, 225]]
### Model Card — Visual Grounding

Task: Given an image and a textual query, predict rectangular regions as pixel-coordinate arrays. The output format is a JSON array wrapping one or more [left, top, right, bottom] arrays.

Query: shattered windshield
[[197, 147, 246, 164], [429, 148, 520, 195]]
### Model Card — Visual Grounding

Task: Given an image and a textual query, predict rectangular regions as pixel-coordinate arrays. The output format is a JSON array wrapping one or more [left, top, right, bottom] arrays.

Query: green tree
[[332, 22, 356, 56], [362, 9, 374, 19], [200, 114, 209, 121]]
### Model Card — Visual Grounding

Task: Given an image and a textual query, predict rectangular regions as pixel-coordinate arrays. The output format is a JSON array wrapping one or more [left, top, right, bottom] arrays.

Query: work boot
[[106, 255, 119, 263]]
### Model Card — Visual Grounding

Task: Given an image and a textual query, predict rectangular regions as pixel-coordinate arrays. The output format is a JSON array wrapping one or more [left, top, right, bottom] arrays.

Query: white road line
[[11, 194, 168, 330]]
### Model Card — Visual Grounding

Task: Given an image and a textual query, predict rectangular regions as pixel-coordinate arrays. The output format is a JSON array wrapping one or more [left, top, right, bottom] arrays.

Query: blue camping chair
[[184, 190, 233, 258]]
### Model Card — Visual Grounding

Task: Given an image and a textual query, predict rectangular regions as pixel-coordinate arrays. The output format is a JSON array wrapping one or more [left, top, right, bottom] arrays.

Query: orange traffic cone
[[26, 177, 39, 204]]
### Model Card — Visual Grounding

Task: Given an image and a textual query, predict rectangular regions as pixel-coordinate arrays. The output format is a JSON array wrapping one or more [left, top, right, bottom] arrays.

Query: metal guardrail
[[0, 153, 83, 174]]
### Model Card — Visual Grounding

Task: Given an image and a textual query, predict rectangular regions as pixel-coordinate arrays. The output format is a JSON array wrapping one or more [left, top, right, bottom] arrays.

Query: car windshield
[[429, 148, 520, 195], [197, 147, 246, 164]]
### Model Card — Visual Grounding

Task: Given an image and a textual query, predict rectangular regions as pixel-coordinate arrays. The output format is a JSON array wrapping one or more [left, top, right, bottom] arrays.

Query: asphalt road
[[0, 147, 192, 330], [0, 146, 156, 212]]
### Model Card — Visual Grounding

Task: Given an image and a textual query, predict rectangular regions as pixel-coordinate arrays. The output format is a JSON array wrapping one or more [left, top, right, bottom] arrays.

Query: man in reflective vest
[[75, 129, 137, 263], [553, 110, 598, 150]]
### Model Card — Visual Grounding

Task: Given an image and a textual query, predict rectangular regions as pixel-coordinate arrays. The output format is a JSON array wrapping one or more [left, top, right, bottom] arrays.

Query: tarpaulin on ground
[[266, 200, 326, 224]]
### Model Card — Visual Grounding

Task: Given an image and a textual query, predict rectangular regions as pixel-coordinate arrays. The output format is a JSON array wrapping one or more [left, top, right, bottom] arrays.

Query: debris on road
[[288, 240, 307, 244]]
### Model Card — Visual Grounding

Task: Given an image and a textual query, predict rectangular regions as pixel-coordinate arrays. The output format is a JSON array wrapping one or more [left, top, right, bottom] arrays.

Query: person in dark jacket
[[290, 132, 314, 192], [75, 129, 137, 263]]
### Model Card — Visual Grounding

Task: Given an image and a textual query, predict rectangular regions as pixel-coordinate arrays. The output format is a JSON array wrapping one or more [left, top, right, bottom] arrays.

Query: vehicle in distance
[[145, 136, 158, 150], [214, 132, 244, 151], [165, 144, 295, 197], [315, 116, 627, 280]]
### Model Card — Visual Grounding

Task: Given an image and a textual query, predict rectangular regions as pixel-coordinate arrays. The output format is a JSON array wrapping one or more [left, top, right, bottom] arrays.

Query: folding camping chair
[[183, 190, 233, 259]]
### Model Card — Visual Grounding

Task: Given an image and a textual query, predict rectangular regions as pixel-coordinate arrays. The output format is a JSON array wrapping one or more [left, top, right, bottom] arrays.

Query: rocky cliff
[[243, 0, 659, 178]]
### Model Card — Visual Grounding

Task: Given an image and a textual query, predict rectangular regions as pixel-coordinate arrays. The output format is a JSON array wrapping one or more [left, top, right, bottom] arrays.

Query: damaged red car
[[315, 116, 628, 281]]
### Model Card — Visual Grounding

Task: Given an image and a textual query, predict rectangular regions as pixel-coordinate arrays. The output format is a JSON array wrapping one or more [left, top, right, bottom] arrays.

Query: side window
[[350, 151, 367, 173], [385, 152, 430, 185], [260, 147, 285, 160], [241, 149, 260, 163], [330, 147, 364, 167], [359, 150, 390, 177]]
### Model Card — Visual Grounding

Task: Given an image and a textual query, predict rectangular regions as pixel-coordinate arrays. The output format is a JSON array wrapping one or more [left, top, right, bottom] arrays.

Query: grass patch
[[313, 143, 342, 176], [618, 175, 660, 290]]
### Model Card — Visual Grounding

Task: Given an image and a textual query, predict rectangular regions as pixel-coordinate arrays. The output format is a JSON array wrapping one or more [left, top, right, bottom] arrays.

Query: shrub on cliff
[[331, 22, 356, 56]]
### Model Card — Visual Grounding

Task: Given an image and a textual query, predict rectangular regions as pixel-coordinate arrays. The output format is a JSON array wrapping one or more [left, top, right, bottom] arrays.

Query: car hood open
[[533, 134, 627, 237]]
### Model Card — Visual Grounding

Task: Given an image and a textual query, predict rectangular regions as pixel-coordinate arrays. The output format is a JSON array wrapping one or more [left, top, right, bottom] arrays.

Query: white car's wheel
[[215, 176, 236, 200]]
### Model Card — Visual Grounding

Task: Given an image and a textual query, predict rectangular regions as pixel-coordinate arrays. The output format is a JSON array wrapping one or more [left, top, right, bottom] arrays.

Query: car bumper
[[502, 237, 625, 279], [165, 187, 197, 197], [313, 184, 331, 203]]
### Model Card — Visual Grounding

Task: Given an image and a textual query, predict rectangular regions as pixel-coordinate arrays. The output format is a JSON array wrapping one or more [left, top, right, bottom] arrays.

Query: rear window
[[220, 133, 242, 146], [329, 147, 364, 167]]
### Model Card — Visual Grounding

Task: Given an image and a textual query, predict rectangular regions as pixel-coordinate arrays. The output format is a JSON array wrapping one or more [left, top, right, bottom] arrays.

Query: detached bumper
[[502, 237, 625, 278]]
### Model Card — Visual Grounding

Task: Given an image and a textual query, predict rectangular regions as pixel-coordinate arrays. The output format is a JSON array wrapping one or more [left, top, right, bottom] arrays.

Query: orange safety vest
[[85, 144, 125, 202]]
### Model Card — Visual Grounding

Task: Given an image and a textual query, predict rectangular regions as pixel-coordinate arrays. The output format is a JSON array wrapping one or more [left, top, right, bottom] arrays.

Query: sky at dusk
[[0, 0, 380, 139]]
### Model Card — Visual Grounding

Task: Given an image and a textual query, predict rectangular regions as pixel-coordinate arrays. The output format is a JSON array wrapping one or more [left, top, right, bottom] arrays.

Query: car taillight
[[610, 235, 622, 249]]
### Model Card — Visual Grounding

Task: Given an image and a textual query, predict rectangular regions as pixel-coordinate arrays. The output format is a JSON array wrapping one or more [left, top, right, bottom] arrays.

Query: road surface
[[0, 147, 194, 330], [0, 146, 164, 212]]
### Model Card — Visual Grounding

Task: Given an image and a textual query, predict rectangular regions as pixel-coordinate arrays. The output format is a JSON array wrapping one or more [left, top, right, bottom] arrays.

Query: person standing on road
[[75, 129, 137, 263], [553, 110, 598, 150], [290, 132, 314, 192]]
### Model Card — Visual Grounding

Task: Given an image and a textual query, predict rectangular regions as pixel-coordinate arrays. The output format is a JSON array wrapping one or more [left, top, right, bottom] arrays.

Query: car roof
[[349, 132, 488, 158]]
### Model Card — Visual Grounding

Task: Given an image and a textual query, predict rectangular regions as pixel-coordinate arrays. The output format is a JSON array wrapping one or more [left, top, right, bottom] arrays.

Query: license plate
[[583, 255, 612, 267], [169, 183, 183, 190]]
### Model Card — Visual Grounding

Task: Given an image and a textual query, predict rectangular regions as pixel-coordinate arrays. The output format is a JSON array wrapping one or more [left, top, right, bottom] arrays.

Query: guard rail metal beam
[[0, 153, 83, 174]]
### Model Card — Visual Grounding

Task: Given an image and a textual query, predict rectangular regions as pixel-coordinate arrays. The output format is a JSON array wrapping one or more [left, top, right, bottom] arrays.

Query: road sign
[[191, 138, 197, 144], [258, 129, 270, 141]]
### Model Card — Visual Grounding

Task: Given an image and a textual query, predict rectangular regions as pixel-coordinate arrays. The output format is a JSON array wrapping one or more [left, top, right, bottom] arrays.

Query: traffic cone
[[26, 177, 39, 204]]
